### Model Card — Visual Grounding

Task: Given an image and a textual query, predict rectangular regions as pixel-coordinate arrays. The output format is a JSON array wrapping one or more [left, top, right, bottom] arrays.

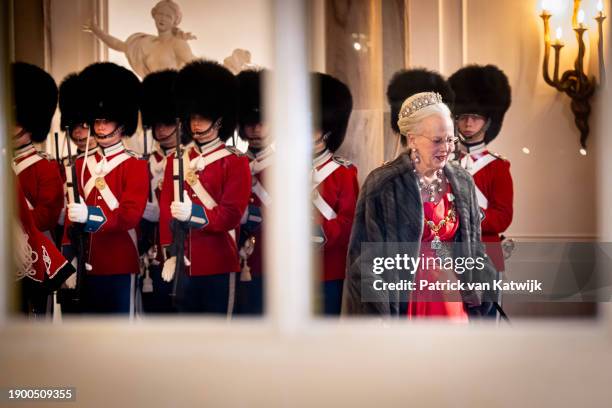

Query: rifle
[[65, 126, 87, 303], [170, 118, 188, 303], [53, 131, 65, 248], [54, 132, 61, 165], [138, 127, 156, 256], [143, 127, 153, 202]]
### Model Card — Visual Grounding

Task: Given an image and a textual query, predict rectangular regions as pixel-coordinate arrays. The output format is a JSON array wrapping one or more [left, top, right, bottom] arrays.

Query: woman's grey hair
[[396, 92, 453, 146]]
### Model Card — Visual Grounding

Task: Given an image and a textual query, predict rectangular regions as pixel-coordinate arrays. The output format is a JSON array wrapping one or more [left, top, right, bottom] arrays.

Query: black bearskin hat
[[312, 72, 353, 152], [175, 59, 237, 141], [79, 62, 141, 137], [236, 69, 263, 140], [141, 69, 179, 129], [59, 72, 87, 130], [386, 68, 455, 134], [12, 62, 58, 143], [448, 64, 511, 144]]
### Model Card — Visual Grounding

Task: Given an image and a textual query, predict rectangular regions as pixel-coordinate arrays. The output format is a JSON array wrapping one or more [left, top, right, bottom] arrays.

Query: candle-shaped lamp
[[597, 0, 604, 17], [578, 9, 585, 28], [595, 0, 607, 84], [553, 26, 564, 82], [555, 26, 563, 45]]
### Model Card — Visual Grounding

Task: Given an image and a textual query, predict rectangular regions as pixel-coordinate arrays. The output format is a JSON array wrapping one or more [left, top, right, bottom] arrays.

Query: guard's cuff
[[84, 206, 107, 233], [189, 204, 209, 229], [311, 224, 327, 247]]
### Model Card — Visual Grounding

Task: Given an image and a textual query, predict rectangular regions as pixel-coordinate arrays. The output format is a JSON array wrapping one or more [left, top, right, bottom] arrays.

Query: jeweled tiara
[[399, 92, 443, 119]]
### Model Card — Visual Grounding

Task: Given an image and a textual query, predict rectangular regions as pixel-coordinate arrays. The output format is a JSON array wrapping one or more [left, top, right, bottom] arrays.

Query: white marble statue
[[83, 0, 196, 78], [223, 48, 258, 75]]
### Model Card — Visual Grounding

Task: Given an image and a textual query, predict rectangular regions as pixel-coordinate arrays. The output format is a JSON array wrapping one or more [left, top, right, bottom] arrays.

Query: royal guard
[[448, 64, 513, 286], [159, 60, 251, 315], [63, 62, 148, 315], [235, 69, 270, 315], [311, 72, 359, 316], [139, 69, 181, 313], [387, 68, 455, 158], [56, 72, 99, 312], [11, 62, 64, 240], [57, 73, 99, 237]]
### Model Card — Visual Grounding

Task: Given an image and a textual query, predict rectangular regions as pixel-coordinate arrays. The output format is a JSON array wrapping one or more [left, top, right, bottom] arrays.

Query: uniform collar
[[460, 141, 487, 155], [161, 145, 176, 157], [155, 144, 176, 158], [252, 145, 274, 161], [13, 142, 36, 159], [99, 141, 125, 157], [194, 137, 223, 155], [313, 149, 332, 169]]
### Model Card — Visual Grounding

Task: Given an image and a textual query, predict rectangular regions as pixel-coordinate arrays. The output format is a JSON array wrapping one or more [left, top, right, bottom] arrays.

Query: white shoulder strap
[[13, 154, 43, 175], [250, 154, 274, 175], [311, 160, 341, 220], [466, 154, 497, 176], [312, 160, 341, 189], [252, 179, 272, 207], [313, 190, 337, 220], [83, 153, 131, 210], [475, 186, 488, 209], [182, 154, 218, 209]]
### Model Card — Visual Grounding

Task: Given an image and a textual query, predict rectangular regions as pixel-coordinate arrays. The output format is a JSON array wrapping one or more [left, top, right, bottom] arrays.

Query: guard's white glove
[[170, 192, 192, 222], [143, 201, 160, 222], [67, 202, 88, 223], [161, 256, 176, 282], [65, 272, 77, 289]]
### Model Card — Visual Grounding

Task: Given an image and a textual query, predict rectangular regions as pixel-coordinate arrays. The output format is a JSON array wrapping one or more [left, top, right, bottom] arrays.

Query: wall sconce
[[540, 0, 606, 148]]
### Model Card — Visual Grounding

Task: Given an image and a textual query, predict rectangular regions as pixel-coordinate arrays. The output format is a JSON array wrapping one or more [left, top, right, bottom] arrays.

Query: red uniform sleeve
[[320, 165, 359, 248], [204, 155, 252, 233], [31, 159, 64, 232], [481, 159, 513, 234], [159, 153, 175, 247], [99, 158, 149, 232]]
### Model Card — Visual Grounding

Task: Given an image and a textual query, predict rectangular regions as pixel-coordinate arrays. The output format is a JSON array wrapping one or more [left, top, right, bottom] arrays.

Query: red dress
[[407, 185, 468, 321]]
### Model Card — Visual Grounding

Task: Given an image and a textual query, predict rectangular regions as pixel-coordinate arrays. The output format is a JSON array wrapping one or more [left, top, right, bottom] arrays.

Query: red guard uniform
[[13, 143, 64, 235], [62, 142, 148, 276], [145, 146, 173, 264], [159, 139, 252, 277], [16, 182, 73, 314], [16, 183, 72, 286], [242, 146, 274, 278], [458, 142, 513, 272], [312, 150, 359, 282]]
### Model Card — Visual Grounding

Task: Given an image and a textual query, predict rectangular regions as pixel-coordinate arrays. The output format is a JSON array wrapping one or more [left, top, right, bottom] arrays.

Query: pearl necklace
[[414, 168, 444, 202]]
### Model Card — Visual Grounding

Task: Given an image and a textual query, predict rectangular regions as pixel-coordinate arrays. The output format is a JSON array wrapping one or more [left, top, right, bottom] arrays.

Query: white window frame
[[1, 1, 611, 405]]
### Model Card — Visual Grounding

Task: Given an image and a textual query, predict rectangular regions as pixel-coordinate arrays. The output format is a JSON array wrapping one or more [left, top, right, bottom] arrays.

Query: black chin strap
[[155, 126, 177, 143], [95, 125, 123, 140], [192, 118, 222, 138], [458, 118, 491, 143]]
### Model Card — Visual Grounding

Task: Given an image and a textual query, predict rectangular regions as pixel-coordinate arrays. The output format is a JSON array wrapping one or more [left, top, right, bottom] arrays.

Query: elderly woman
[[84, 0, 196, 78], [343, 91, 496, 319]]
